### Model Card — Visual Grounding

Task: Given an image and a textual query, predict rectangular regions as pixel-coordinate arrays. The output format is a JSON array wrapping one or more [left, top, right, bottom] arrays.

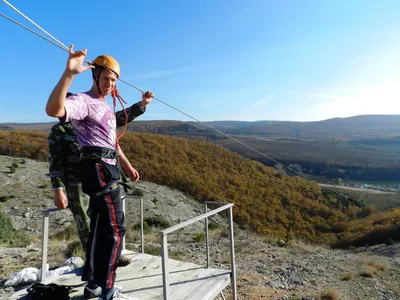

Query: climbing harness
[[80, 146, 131, 193], [80, 147, 118, 160]]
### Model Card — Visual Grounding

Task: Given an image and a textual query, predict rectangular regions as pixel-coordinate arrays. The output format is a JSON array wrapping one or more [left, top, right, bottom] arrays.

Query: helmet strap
[[93, 66, 106, 96]]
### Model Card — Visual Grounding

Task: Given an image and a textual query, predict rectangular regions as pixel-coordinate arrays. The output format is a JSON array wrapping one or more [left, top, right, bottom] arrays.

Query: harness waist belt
[[81, 146, 117, 160]]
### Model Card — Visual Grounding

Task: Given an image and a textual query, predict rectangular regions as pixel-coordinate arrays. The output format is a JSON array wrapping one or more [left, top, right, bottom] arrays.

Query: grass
[[0, 211, 31, 247], [64, 240, 85, 259], [340, 271, 356, 281], [317, 288, 339, 300], [38, 182, 50, 189], [360, 266, 377, 278], [358, 256, 389, 278], [145, 245, 161, 256], [192, 232, 205, 243], [360, 257, 389, 272], [49, 224, 85, 264], [52, 224, 80, 241], [170, 250, 186, 260]]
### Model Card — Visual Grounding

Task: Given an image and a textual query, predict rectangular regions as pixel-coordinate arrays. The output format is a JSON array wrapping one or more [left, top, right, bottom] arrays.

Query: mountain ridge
[[2, 114, 399, 139]]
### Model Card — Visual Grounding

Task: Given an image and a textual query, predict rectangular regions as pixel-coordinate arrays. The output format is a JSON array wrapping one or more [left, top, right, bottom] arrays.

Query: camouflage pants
[[65, 183, 91, 253]]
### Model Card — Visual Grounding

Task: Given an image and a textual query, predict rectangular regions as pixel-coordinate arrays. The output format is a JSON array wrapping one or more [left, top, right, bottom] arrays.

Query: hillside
[[212, 137, 400, 182], [3, 116, 400, 185], [0, 155, 399, 300], [0, 130, 400, 249]]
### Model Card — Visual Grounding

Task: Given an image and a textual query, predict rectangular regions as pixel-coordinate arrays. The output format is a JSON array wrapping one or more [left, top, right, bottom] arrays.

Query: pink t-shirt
[[64, 91, 117, 164]]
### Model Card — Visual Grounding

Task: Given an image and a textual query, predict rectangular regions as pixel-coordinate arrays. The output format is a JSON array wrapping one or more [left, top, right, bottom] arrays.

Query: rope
[[0, 6, 318, 183], [2, 0, 69, 51], [0, 13, 68, 52], [111, 88, 129, 147]]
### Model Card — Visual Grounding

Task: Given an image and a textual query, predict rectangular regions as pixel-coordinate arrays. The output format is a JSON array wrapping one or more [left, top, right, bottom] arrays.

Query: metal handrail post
[[140, 197, 144, 253], [122, 195, 126, 251], [40, 210, 50, 282], [228, 207, 237, 300], [160, 233, 169, 300], [39, 207, 60, 282], [123, 195, 144, 253], [204, 203, 210, 268]]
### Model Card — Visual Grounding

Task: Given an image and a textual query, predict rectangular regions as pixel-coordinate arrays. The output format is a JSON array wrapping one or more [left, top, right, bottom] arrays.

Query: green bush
[[144, 216, 171, 229], [0, 196, 9, 203], [133, 221, 151, 234], [131, 188, 144, 197], [208, 221, 220, 230], [192, 232, 205, 243], [0, 211, 30, 246]]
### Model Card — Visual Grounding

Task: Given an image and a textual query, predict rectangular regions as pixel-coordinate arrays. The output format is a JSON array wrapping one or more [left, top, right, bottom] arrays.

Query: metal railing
[[39, 195, 144, 282], [160, 201, 237, 300]]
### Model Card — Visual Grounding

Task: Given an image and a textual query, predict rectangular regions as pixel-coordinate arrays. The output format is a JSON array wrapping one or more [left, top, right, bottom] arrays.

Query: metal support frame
[[39, 195, 144, 282], [122, 195, 144, 253], [39, 208, 58, 282], [160, 202, 237, 300]]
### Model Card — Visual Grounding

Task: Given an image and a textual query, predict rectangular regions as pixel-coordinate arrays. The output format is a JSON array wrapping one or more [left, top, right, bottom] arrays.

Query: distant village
[[343, 182, 400, 192]]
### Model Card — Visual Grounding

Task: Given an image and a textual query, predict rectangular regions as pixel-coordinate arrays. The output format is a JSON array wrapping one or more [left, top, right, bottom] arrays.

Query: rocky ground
[[0, 155, 399, 300]]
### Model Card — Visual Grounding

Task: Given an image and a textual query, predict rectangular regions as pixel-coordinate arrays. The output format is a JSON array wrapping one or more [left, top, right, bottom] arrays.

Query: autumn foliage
[[0, 130, 398, 247]]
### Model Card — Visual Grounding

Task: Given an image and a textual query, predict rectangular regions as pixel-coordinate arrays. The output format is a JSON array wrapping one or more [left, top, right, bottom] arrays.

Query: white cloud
[[305, 82, 400, 119]]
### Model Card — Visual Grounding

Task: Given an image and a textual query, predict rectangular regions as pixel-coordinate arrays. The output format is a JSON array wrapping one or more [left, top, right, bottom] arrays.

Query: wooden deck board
[[9, 251, 231, 300]]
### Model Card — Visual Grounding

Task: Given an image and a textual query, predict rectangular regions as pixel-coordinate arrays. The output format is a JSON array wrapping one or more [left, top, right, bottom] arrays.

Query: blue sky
[[1, 0, 400, 123]]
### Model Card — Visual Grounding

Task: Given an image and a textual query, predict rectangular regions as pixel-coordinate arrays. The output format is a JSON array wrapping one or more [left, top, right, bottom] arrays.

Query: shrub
[[0, 196, 9, 203], [0, 211, 30, 246], [133, 221, 151, 234], [340, 271, 355, 281], [360, 266, 377, 277], [131, 188, 144, 197], [144, 216, 171, 229], [192, 232, 205, 243], [208, 221, 220, 230], [318, 288, 339, 300]]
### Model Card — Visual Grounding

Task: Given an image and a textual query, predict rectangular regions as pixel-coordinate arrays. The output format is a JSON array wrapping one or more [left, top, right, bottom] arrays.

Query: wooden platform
[[10, 251, 231, 300]]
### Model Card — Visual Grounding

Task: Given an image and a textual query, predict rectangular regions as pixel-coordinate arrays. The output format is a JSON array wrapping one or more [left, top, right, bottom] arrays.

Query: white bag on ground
[[64, 257, 84, 270], [4, 267, 39, 287]]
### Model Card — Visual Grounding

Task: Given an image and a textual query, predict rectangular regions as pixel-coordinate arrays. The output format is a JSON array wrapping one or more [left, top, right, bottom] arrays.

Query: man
[[46, 45, 154, 300], [48, 91, 151, 266]]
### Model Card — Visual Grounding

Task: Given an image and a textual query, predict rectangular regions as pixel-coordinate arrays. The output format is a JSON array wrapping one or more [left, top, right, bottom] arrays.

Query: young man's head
[[91, 55, 120, 97]]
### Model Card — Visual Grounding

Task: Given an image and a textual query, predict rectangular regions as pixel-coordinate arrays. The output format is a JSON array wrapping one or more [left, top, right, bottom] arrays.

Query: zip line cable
[[0, 4, 318, 184], [2, 0, 69, 51], [0, 13, 69, 52]]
